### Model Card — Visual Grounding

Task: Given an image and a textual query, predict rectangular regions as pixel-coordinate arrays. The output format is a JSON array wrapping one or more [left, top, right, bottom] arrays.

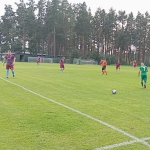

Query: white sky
[[0, 0, 150, 16]]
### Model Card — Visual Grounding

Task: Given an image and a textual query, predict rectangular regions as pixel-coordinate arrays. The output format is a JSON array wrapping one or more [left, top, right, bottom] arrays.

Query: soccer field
[[0, 62, 150, 150]]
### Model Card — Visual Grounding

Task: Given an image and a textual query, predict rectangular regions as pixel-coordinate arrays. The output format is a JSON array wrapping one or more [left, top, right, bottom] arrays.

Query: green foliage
[[70, 49, 81, 58], [0, 0, 150, 64], [91, 52, 103, 63], [105, 55, 117, 65], [1, 43, 10, 53], [11, 39, 22, 52], [120, 59, 128, 65], [91, 52, 117, 65]]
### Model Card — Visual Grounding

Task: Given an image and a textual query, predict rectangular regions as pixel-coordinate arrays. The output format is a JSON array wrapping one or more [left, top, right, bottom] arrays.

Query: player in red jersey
[[4, 50, 15, 78], [60, 56, 65, 72], [133, 60, 137, 68], [37, 56, 41, 65], [116, 60, 120, 73]]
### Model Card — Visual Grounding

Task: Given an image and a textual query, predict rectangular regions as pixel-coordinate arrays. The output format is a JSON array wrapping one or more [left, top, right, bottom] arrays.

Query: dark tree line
[[1, 0, 150, 64]]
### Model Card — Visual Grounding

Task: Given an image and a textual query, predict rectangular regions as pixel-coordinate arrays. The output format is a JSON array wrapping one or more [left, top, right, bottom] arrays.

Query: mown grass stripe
[[1, 76, 150, 149]]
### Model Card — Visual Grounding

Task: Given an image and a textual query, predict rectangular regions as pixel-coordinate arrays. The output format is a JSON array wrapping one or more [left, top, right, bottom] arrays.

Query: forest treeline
[[1, 0, 150, 65]]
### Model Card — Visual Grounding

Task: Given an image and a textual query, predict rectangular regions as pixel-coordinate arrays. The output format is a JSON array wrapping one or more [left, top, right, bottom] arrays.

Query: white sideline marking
[[93, 140, 137, 150], [1, 77, 150, 149], [142, 137, 150, 141], [94, 137, 150, 150]]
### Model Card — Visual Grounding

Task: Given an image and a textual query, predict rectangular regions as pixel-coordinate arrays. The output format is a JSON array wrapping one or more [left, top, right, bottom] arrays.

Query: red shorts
[[6, 64, 14, 70], [60, 65, 64, 68], [116, 66, 120, 69]]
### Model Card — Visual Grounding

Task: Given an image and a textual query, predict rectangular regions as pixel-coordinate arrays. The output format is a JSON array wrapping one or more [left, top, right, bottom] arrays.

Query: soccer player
[[115, 60, 120, 72], [2, 55, 5, 64], [78, 57, 81, 65], [37, 56, 41, 65], [101, 58, 107, 75], [138, 62, 148, 88], [133, 60, 137, 68], [4, 50, 15, 78], [60, 56, 65, 72]]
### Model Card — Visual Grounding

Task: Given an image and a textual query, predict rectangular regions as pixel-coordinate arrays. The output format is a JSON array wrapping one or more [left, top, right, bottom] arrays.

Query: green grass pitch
[[0, 62, 150, 150]]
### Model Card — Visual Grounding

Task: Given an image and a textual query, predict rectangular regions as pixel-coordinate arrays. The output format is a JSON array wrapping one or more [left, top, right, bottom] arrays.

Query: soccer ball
[[112, 90, 116, 94]]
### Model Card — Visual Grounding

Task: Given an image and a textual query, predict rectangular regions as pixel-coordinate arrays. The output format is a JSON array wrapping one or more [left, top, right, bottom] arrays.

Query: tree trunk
[[53, 26, 56, 57]]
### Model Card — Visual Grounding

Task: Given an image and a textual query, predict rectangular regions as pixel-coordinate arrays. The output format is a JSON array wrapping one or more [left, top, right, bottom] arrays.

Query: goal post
[[28, 57, 37, 62], [42, 58, 53, 63], [28, 57, 53, 63], [73, 58, 97, 65]]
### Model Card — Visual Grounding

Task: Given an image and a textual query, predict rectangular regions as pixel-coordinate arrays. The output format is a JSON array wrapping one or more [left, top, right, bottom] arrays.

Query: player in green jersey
[[138, 62, 148, 88], [78, 57, 81, 65]]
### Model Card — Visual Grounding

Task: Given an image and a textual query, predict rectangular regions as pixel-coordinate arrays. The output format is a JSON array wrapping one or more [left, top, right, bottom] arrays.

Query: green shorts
[[141, 75, 147, 81], [78, 60, 81, 65]]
